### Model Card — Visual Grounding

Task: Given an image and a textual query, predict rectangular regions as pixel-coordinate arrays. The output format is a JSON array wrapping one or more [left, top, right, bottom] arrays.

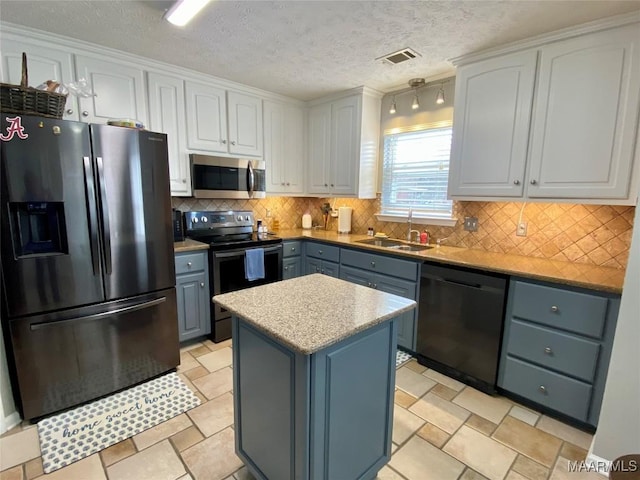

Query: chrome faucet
[[436, 236, 450, 247], [407, 208, 420, 242]]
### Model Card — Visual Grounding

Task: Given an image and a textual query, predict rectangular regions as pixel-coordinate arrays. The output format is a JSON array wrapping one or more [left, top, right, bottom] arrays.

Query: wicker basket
[[0, 52, 67, 119]]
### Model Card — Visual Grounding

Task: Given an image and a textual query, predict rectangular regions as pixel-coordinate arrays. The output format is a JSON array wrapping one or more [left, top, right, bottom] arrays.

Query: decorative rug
[[396, 350, 413, 368], [37, 372, 200, 474]]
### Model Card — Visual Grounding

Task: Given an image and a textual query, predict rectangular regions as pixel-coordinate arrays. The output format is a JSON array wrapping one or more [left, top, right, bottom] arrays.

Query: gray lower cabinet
[[175, 251, 211, 342], [232, 315, 397, 480], [282, 241, 302, 280], [305, 241, 340, 277], [498, 278, 620, 426], [340, 249, 419, 351]]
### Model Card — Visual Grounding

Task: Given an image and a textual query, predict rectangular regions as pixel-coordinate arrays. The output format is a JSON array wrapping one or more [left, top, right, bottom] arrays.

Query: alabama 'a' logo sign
[[0, 116, 29, 141]]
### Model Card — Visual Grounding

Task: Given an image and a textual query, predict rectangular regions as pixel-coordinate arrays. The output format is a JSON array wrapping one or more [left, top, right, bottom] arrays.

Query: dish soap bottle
[[420, 230, 430, 245]]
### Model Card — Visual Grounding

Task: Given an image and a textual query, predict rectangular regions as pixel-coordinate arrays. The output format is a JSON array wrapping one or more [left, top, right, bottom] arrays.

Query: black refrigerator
[[0, 116, 179, 420]]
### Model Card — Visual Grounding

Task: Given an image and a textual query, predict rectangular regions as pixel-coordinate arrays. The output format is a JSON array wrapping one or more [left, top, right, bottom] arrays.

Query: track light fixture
[[164, 0, 211, 26], [388, 77, 451, 114]]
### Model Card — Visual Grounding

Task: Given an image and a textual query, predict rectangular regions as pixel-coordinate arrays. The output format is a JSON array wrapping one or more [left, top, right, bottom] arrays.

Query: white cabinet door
[[227, 91, 262, 157], [527, 24, 640, 200], [331, 95, 359, 196], [147, 72, 190, 196], [1, 40, 79, 120], [449, 50, 537, 198], [185, 81, 227, 153], [75, 55, 147, 125], [307, 103, 332, 194], [264, 101, 304, 194]]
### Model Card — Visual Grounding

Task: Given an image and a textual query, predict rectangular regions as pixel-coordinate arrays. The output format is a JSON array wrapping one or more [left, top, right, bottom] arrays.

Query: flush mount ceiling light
[[164, 0, 211, 26]]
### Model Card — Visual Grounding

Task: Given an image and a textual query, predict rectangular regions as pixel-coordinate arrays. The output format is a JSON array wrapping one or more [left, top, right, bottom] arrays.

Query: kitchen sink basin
[[355, 238, 433, 252]]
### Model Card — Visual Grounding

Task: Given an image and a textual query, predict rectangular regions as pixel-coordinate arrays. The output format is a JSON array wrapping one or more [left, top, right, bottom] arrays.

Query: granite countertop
[[174, 238, 210, 253], [274, 229, 626, 294], [212, 274, 416, 355]]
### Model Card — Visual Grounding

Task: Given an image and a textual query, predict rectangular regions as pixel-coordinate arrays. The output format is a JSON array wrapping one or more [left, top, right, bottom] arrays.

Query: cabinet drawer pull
[[544, 347, 553, 355], [513, 179, 520, 185], [200, 282, 205, 287], [551, 305, 559, 312], [538, 385, 547, 394]]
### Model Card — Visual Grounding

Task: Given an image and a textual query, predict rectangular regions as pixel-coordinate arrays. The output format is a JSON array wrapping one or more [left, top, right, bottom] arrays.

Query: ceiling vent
[[377, 48, 421, 65]]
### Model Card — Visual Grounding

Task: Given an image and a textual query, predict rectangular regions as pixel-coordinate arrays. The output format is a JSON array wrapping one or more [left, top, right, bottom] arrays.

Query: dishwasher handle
[[441, 278, 482, 289]]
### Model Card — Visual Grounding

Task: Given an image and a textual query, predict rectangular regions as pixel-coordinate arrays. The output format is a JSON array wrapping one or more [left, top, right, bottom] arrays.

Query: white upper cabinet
[[527, 24, 640, 200], [263, 100, 305, 195], [449, 20, 640, 205], [185, 81, 227, 153], [1, 39, 79, 121], [147, 72, 190, 196], [75, 55, 147, 125], [448, 51, 537, 197], [306, 89, 380, 198], [227, 91, 263, 157], [185, 82, 263, 157]]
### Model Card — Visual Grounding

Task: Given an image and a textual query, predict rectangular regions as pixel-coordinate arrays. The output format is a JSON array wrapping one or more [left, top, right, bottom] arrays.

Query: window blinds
[[381, 126, 453, 217]]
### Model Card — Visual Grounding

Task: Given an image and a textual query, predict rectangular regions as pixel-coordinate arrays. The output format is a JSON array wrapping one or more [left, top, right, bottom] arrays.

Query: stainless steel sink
[[355, 238, 433, 251]]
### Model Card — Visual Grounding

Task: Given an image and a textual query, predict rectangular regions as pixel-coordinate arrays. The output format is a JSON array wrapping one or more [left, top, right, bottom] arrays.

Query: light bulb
[[412, 93, 419, 110], [165, 0, 211, 26], [436, 87, 445, 105], [389, 100, 396, 115]]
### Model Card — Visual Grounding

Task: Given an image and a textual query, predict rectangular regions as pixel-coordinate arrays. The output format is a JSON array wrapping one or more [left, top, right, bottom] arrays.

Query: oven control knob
[[192, 217, 198, 223], [201, 216, 208, 223], [237, 215, 243, 221], [245, 215, 250, 221]]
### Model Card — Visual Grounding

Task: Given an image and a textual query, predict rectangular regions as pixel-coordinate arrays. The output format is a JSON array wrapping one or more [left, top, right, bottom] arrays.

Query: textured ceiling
[[2, 1, 639, 100]]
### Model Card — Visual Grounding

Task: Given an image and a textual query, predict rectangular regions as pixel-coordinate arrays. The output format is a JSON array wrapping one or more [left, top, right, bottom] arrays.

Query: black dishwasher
[[416, 263, 508, 394]]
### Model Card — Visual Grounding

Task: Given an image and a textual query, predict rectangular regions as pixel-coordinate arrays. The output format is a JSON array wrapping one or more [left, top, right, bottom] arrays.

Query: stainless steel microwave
[[190, 154, 266, 199]]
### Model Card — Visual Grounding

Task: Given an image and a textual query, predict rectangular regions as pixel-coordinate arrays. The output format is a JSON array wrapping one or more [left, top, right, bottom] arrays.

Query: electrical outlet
[[517, 222, 528, 237], [266, 209, 271, 218], [463, 216, 478, 232]]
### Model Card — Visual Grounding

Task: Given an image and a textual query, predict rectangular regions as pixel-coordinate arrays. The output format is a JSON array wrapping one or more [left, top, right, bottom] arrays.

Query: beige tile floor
[[0, 340, 601, 480]]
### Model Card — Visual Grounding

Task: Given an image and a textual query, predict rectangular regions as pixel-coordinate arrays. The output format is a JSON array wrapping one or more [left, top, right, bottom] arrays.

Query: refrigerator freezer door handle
[[83, 156, 100, 276], [29, 297, 167, 331], [96, 156, 112, 275]]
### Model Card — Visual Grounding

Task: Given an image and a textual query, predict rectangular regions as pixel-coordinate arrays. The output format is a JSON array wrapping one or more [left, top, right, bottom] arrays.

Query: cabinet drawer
[[283, 241, 302, 258], [305, 242, 340, 263], [175, 252, 206, 275], [500, 357, 592, 421], [341, 249, 419, 281], [511, 281, 607, 338], [507, 320, 600, 382]]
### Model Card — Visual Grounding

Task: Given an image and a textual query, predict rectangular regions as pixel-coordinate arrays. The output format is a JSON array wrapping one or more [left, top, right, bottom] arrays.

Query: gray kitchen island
[[213, 273, 416, 480]]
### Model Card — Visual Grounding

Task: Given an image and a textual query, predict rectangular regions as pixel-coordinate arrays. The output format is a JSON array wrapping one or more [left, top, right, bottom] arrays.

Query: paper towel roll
[[338, 207, 353, 233]]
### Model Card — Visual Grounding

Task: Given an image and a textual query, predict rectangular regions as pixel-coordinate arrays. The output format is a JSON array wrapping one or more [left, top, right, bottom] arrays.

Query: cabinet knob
[[530, 179, 537, 185], [551, 305, 559, 313], [187, 262, 192, 267], [221, 139, 227, 144], [182, 179, 187, 183], [513, 180, 520, 185], [286, 182, 290, 186], [230, 141, 236, 146], [367, 282, 372, 287], [284, 266, 288, 271], [330, 184, 334, 187], [321, 269, 325, 274], [371, 261, 375, 267], [316, 267, 321, 272], [281, 182, 285, 186], [82, 111, 89, 117], [200, 282, 205, 287], [318, 250, 323, 255], [373, 283, 377, 289], [544, 347, 553, 355], [66, 108, 74, 115], [324, 183, 328, 187], [291, 247, 296, 252], [539, 385, 547, 394]]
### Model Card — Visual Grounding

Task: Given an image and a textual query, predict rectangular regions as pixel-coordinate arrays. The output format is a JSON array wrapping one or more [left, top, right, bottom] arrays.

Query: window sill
[[374, 214, 458, 227]]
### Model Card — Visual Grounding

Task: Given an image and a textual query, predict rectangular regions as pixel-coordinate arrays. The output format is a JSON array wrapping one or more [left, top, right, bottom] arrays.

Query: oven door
[[211, 244, 283, 341]]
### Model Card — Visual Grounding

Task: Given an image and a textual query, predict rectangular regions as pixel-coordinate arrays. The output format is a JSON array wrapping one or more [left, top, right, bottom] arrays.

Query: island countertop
[[212, 274, 416, 354]]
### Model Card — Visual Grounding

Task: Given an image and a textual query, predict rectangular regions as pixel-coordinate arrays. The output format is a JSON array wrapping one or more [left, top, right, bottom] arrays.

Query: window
[[378, 122, 455, 225]]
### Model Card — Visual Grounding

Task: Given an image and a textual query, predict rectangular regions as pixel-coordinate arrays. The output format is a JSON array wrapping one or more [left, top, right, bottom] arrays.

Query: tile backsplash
[[172, 196, 634, 269]]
